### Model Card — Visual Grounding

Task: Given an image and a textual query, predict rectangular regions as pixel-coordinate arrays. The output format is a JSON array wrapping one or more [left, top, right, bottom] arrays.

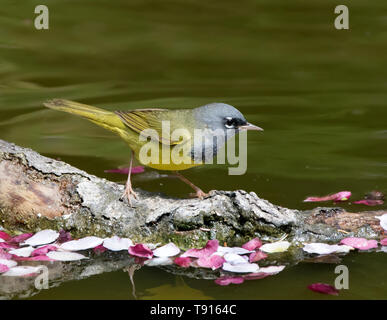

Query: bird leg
[[120, 150, 138, 206], [173, 172, 209, 200]]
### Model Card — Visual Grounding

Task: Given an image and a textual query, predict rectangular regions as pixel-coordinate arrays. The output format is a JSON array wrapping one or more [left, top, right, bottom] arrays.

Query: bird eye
[[224, 117, 235, 129]]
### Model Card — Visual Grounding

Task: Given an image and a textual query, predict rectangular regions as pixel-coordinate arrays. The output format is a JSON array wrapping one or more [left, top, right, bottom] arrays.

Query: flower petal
[[249, 250, 268, 263], [303, 243, 352, 255], [216, 246, 252, 255], [60, 236, 104, 251], [224, 253, 248, 265], [380, 238, 387, 246], [215, 276, 244, 286], [308, 283, 339, 295], [0, 264, 10, 274], [304, 191, 351, 202], [31, 244, 58, 256], [0, 259, 17, 268], [128, 244, 153, 259], [259, 265, 285, 274], [153, 243, 180, 257], [47, 251, 87, 261], [23, 229, 59, 247], [197, 255, 225, 270], [353, 199, 384, 206], [57, 229, 72, 243], [10, 233, 33, 244], [144, 257, 173, 266], [174, 256, 191, 268], [260, 241, 291, 253], [0, 231, 11, 241], [9, 246, 35, 257], [2, 266, 42, 277], [103, 236, 133, 251], [242, 238, 262, 251], [222, 262, 259, 273], [181, 240, 219, 258], [14, 255, 54, 261], [375, 214, 387, 231], [340, 237, 378, 250]]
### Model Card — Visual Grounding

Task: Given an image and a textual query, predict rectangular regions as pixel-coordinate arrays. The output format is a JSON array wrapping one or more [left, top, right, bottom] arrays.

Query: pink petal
[[181, 240, 219, 258], [58, 229, 72, 243], [249, 250, 268, 263], [308, 283, 339, 295], [10, 233, 33, 244], [242, 238, 262, 251], [340, 237, 378, 250], [14, 255, 54, 261], [93, 244, 108, 254], [31, 245, 57, 256], [215, 276, 244, 286], [353, 199, 384, 206], [0, 264, 10, 273], [0, 249, 12, 260], [380, 238, 387, 246], [196, 255, 225, 270], [304, 191, 351, 202], [0, 243, 18, 249], [0, 231, 11, 241], [128, 244, 153, 259], [174, 256, 191, 268], [104, 166, 145, 175]]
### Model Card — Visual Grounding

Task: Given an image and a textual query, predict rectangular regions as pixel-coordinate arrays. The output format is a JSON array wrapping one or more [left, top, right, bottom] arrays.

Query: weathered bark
[[0, 139, 385, 249]]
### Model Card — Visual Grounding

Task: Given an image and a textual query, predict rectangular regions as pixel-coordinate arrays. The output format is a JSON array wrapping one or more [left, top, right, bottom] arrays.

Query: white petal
[[23, 229, 59, 247], [0, 259, 17, 268], [9, 246, 35, 257], [224, 253, 248, 265], [0, 239, 4, 243], [153, 243, 180, 257], [2, 266, 42, 276], [216, 246, 252, 255], [103, 236, 133, 251], [60, 236, 104, 251], [303, 243, 353, 255], [376, 214, 387, 230], [47, 251, 87, 261], [144, 257, 173, 266], [259, 265, 285, 274], [334, 245, 353, 253], [222, 262, 259, 273], [260, 241, 290, 253]]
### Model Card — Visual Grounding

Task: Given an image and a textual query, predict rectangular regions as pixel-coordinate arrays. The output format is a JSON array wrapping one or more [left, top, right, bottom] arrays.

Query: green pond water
[[0, 0, 386, 299]]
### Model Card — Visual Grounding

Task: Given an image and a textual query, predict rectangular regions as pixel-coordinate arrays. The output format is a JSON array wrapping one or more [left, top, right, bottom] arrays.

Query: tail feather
[[44, 99, 126, 131]]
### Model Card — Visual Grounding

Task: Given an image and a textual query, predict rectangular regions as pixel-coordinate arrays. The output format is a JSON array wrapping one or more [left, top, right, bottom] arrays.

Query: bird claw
[[189, 189, 210, 200], [120, 185, 138, 207]]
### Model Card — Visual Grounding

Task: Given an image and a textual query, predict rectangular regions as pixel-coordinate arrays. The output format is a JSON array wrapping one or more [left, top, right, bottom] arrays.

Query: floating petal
[[0, 259, 17, 268], [47, 251, 87, 261], [380, 238, 387, 246], [242, 238, 262, 251], [11, 233, 33, 244], [258, 265, 285, 274], [340, 237, 378, 250], [215, 276, 244, 286], [0, 231, 11, 241], [31, 245, 58, 256], [354, 200, 384, 206], [58, 229, 72, 243], [93, 244, 107, 254], [222, 262, 259, 273], [103, 236, 133, 251], [304, 191, 351, 202], [14, 255, 54, 261], [308, 283, 339, 295], [216, 246, 252, 255], [60, 236, 104, 251], [24, 229, 59, 247], [128, 244, 153, 259], [153, 243, 180, 257], [181, 240, 219, 258], [303, 243, 352, 255], [260, 241, 291, 253]]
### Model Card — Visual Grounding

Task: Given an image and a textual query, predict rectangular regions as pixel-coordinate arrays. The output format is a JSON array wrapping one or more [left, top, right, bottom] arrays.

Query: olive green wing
[[114, 109, 190, 145]]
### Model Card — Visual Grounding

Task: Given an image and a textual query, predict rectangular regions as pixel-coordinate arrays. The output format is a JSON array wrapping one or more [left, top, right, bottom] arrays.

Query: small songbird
[[44, 99, 263, 205]]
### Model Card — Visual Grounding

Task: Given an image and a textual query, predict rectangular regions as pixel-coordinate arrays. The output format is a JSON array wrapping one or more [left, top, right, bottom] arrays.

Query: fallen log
[[0, 139, 385, 249]]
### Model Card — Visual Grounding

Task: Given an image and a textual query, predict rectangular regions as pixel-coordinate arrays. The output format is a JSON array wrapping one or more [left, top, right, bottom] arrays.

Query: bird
[[44, 99, 263, 206]]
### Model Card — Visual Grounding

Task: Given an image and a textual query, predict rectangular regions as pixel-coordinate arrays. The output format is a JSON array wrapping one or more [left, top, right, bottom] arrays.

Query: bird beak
[[239, 122, 264, 131]]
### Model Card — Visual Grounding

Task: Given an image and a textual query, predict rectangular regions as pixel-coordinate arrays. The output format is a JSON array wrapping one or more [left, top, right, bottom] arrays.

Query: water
[[0, 0, 386, 299]]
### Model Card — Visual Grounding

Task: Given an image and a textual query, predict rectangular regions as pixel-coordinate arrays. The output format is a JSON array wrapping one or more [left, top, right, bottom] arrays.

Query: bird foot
[[120, 184, 138, 207]]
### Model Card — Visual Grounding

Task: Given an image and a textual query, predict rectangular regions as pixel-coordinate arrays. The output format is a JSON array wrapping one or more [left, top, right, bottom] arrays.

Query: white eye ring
[[225, 117, 234, 129]]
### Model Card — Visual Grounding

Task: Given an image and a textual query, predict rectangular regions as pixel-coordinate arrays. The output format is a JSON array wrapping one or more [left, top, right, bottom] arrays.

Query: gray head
[[193, 103, 263, 133]]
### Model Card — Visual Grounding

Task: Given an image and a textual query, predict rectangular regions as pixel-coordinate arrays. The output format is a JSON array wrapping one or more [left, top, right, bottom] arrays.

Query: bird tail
[[43, 99, 126, 131]]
